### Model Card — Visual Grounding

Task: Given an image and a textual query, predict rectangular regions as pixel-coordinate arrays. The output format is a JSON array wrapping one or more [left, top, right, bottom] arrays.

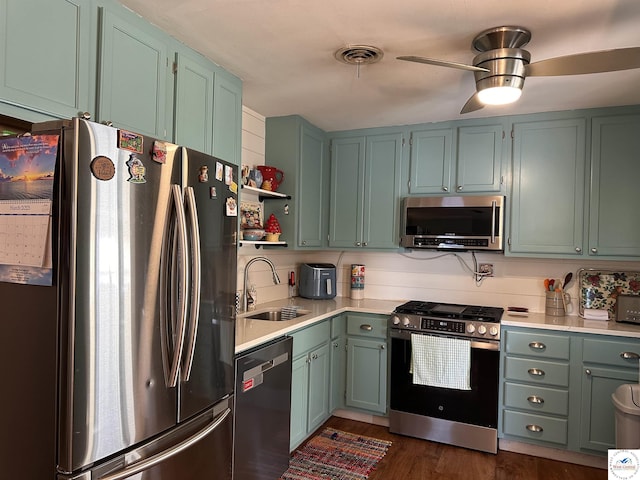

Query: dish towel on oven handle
[[410, 333, 471, 390]]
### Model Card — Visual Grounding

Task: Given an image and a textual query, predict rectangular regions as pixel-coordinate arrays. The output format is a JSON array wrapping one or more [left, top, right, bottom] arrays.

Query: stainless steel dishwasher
[[233, 336, 293, 480]]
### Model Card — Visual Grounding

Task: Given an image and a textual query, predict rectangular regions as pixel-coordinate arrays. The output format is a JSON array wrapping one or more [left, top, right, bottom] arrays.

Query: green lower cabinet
[[500, 327, 571, 449], [579, 366, 638, 453], [345, 337, 387, 414], [579, 336, 640, 453], [344, 313, 388, 415], [289, 354, 310, 449], [289, 321, 331, 451], [503, 410, 568, 445], [330, 315, 347, 412], [501, 327, 640, 456]]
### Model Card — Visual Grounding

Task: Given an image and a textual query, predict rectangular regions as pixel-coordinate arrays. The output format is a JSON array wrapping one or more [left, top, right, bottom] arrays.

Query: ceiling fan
[[397, 26, 640, 114]]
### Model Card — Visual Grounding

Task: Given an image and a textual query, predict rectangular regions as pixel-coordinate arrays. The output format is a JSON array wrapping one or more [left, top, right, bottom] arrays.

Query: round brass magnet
[[90, 155, 116, 181]]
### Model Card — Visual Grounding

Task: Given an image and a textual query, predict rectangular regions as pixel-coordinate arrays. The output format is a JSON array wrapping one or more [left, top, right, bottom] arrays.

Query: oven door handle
[[390, 329, 499, 351], [470, 340, 500, 351]]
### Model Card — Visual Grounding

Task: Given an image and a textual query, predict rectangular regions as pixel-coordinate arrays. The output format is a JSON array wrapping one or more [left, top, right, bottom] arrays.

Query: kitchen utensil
[[544, 278, 550, 290], [257, 165, 284, 191], [563, 272, 573, 289]]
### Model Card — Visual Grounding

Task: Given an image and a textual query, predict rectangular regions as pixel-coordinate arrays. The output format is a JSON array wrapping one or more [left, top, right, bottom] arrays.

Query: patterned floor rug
[[280, 427, 392, 480]]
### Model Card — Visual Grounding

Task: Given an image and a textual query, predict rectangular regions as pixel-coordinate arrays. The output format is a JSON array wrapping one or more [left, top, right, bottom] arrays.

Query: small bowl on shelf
[[242, 229, 265, 241]]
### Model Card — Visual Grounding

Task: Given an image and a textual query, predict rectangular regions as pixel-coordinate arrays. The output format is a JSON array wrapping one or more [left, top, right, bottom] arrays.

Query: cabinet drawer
[[583, 337, 640, 368], [504, 357, 570, 387], [346, 314, 387, 339], [505, 330, 570, 360], [503, 382, 569, 416], [292, 321, 330, 357], [503, 410, 568, 445]]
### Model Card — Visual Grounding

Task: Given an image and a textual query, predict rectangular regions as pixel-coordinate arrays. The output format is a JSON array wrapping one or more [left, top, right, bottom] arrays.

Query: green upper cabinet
[[329, 131, 403, 249], [588, 114, 640, 257], [97, 6, 170, 138], [408, 120, 505, 195], [173, 51, 214, 154], [408, 127, 453, 194], [264, 115, 328, 248], [0, 0, 95, 120], [212, 71, 242, 165], [508, 116, 586, 256], [457, 122, 505, 193]]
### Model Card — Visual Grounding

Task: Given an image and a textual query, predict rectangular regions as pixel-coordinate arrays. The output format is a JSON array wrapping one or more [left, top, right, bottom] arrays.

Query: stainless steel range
[[388, 301, 504, 454]]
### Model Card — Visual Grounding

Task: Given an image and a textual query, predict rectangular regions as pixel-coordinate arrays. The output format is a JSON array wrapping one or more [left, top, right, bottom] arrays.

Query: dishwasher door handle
[[242, 352, 289, 383]]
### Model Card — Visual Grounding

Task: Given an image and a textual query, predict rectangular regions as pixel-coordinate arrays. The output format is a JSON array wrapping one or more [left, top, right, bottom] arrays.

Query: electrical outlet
[[479, 263, 494, 277]]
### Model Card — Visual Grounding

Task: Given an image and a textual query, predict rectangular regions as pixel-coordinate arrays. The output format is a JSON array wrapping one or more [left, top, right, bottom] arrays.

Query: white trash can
[[612, 384, 640, 449]]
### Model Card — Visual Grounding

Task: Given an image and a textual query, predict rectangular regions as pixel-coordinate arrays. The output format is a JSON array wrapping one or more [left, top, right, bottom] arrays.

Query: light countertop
[[236, 297, 640, 353], [503, 311, 640, 338], [235, 297, 402, 353]]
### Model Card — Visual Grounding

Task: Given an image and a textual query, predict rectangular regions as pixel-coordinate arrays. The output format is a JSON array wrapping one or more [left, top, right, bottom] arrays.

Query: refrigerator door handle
[[167, 184, 190, 388], [181, 186, 201, 381], [96, 407, 231, 480]]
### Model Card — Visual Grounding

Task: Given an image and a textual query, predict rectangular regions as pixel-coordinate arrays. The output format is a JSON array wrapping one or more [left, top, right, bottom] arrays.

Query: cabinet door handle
[[442, 186, 449, 192], [528, 342, 546, 350], [526, 424, 543, 433], [333, 342, 339, 348], [620, 351, 640, 360], [585, 369, 591, 376], [527, 395, 544, 405], [360, 324, 373, 331], [363, 242, 368, 247], [575, 247, 582, 253], [528, 368, 545, 376], [311, 353, 318, 360], [590, 247, 598, 254], [355, 242, 361, 247], [457, 185, 463, 191], [380, 344, 386, 350]]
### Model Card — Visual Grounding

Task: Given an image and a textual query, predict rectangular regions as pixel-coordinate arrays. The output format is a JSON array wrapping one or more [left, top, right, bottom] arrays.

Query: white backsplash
[[238, 246, 640, 314]]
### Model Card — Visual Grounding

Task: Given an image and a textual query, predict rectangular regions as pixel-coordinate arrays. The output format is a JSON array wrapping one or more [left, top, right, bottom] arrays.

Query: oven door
[[389, 329, 499, 428]]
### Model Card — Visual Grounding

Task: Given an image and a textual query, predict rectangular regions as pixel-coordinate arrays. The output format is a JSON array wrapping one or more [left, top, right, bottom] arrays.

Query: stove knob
[[392, 315, 400, 325], [467, 324, 476, 334], [402, 317, 411, 327], [477, 325, 487, 335], [489, 326, 499, 336]]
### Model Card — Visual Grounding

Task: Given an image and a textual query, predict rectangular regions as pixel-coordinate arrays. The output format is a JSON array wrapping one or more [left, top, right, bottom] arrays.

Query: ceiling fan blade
[[460, 93, 485, 114], [397, 55, 489, 73], [526, 47, 640, 76]]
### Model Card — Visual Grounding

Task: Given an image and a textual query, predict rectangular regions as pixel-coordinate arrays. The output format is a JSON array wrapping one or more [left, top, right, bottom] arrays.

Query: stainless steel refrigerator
[[0, 118, 237, 479]]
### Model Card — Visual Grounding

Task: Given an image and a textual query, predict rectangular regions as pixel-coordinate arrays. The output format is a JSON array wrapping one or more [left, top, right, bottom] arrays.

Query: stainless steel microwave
[[400, 195, 505, 251]]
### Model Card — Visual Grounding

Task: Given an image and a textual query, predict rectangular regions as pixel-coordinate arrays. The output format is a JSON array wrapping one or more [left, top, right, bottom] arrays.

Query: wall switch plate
[[479, 263, 494, 276]]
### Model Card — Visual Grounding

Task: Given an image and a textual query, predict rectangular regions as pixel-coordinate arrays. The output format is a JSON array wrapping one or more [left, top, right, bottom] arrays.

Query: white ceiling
[[119, 0, 640, 131]]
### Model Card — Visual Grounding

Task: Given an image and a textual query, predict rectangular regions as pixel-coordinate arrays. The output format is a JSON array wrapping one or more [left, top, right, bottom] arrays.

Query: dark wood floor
[[316, 417, 606, 480]]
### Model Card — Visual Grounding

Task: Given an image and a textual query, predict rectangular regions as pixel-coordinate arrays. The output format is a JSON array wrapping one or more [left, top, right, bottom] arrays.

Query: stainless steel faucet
[[242, 256, 281, 312]]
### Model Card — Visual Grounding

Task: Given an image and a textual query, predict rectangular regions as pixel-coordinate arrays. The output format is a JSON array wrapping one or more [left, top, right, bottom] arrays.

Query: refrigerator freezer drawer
[[60, 397, 233, 480]]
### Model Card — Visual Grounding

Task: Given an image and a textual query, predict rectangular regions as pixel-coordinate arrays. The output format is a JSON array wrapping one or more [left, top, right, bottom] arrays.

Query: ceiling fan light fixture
[[477, 85, 522, 105]]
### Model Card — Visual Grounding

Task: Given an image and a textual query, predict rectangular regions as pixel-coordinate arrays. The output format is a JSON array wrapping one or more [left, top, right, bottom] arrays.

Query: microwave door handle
[[491, 200, 496, 245]]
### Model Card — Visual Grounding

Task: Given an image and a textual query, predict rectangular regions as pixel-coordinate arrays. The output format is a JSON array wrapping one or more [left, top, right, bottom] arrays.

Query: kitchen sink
[[244, 307, 311, 321]]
